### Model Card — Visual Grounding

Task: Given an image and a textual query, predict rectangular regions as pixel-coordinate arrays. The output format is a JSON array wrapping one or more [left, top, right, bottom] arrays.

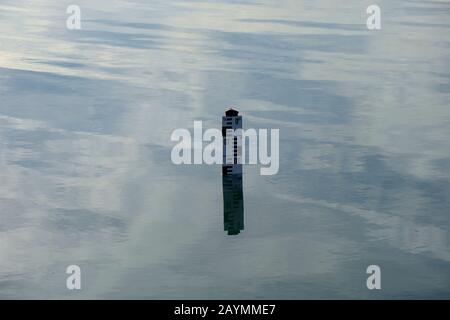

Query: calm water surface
[[0, 0, 450, 298]]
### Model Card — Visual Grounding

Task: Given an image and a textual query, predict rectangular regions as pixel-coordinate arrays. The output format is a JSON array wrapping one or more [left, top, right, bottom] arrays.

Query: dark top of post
[[225, 108, 239, 117]]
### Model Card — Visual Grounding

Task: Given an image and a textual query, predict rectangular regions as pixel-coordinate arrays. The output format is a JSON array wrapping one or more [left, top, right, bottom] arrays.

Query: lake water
[[0, 0, 449, 299]]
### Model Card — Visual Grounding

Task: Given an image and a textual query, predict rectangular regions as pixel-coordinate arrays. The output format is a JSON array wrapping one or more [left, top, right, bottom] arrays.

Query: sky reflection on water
[[0, 0, 449, 298]]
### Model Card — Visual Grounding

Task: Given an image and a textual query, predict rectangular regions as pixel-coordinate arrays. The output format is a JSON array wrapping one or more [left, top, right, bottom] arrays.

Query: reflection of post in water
[[222, 174, 244, 235], [222, 108, 244, 235]]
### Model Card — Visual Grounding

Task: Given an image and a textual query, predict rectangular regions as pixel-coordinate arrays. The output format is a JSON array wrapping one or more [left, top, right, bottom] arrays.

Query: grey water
[[0, 0, 450, 299]]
